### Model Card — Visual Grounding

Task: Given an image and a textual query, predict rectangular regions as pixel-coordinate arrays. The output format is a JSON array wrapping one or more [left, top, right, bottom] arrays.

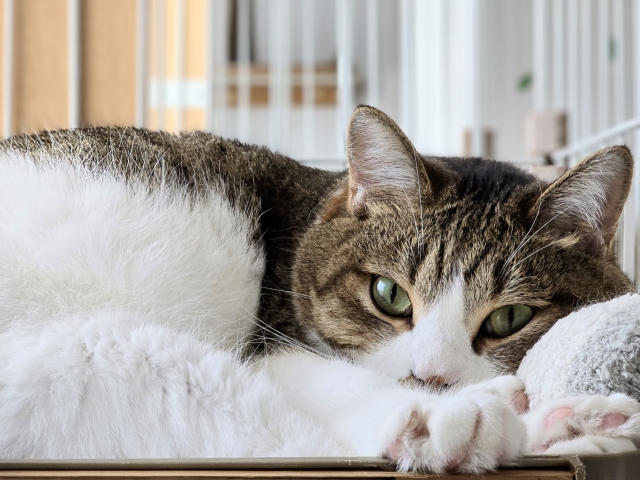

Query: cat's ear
[[345, 105, 427, 216], [532, 146, 633, 254]]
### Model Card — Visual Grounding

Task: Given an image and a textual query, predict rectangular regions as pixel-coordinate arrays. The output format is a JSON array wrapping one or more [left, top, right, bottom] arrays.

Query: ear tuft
[[346, 105, 425, 214], [534, 146, 633, 253]]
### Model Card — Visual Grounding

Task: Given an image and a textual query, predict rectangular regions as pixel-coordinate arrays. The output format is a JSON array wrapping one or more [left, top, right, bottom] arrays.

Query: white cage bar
[[67, 0, 80, 129], [335, 0, 352, 158], [175, 0, 186, 132], [135, 0, 149, 128]]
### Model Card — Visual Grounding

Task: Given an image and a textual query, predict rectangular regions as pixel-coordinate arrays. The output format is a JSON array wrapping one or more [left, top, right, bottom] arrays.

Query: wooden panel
[[81, 0, 137, 126], [185, 0, 205, 79], [13, 0, 68, 134], [184, 109, 205, 131]]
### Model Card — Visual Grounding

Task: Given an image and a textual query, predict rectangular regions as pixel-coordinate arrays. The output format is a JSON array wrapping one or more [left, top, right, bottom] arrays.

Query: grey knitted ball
[[517, 294, 640, 410]]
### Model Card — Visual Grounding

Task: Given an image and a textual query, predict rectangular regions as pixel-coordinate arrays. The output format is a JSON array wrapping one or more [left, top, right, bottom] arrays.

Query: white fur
[[0, 154, 528, 472], [0, 316, 345, 458], [261, 352, 526, 473], [0, 156, 264, 346]]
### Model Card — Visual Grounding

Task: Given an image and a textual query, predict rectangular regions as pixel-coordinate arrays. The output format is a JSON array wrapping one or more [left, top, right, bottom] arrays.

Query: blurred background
[[1, 0, 640, 271], [1, 0, 640, 277]]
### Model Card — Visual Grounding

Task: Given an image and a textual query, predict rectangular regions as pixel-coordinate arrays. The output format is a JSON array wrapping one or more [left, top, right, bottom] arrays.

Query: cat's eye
[[483, 304, 533, 337], [371, 276, 412, 317]]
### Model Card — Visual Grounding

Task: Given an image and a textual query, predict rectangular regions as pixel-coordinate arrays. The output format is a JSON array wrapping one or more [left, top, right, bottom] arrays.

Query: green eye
[[371, 276, 412, 317], [484, 304, 533, 337]]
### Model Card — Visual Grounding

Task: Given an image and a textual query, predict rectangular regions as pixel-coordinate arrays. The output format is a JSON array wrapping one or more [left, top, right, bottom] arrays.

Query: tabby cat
[[0, 105, 638, 473]]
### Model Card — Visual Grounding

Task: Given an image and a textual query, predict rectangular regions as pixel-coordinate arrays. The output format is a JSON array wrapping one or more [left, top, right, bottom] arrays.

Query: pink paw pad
[[511, 391, 529, 414], [385, 438, 405, 460], [444, 450, 467, 471], [545, 407, 574, 428], [599, 413, 627, 430], [385, 410, 426, 460]]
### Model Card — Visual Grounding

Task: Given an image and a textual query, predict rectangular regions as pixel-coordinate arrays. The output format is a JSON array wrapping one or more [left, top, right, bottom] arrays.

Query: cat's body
[[0, 106, 639, 472]]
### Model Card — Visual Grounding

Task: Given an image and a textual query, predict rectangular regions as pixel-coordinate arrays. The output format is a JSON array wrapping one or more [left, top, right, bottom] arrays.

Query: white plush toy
[[518, 293, 640, 410]]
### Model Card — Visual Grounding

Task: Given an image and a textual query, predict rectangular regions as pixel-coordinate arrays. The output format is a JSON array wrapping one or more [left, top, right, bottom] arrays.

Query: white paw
[[456, 375, 529, 414], [380, 381, 526, 473], [524, 393, 640, 454]]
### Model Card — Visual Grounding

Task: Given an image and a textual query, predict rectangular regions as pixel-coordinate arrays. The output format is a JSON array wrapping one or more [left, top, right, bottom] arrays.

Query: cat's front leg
[[524, 393, 640, 454], [265, 352, 526, 473], [345, 381, 527, 473]]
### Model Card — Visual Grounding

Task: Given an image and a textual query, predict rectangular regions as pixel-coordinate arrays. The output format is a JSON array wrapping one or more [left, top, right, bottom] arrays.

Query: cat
[[0, 105, 639, 473]]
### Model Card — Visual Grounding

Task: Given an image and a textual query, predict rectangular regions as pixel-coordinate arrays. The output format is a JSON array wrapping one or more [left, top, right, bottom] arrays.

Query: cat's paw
[[456, 375, 529, 414], [381, 388, 526, 473], [524, 393, 640, 454]]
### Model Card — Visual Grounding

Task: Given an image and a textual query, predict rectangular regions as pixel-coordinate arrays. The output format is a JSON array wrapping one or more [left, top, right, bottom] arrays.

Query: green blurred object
[[610, 37, 616, 60], [517, 72, 532, 92]]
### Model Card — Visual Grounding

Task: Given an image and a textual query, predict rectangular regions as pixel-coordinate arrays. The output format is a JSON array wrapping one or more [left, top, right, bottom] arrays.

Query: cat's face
[[292, 105, 634, 387]]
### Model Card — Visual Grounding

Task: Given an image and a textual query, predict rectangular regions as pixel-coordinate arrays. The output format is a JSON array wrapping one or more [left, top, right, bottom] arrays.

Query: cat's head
[[292, 105, 635, 387]]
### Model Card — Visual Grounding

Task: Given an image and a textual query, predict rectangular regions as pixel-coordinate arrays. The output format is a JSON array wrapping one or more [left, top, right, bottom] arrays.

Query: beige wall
[[13, 0, 69, 134], [0, 0, 138, 135], [81, 0, 137, 127]]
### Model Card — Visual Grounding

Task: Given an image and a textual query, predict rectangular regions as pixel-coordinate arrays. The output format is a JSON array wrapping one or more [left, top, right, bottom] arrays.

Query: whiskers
[[238, 305, 329, 359], [261, 286, 310, 299]]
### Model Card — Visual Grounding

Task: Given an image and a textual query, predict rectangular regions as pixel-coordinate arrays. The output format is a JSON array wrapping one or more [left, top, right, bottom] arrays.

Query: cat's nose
[[424, 375, 447, 388]]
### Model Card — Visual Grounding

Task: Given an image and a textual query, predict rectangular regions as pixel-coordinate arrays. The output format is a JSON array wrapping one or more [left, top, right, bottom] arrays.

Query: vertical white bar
[[269, 0, 291, 153], [236, 0, 251, 142], [612, 0, 626, 124], [580, 0, 592, 138], [268, 1, 279, 150], [216, 1, 229, 136], [336, 0, 352, 157], [281, 0, 291, 154], [414, 0, 444, 154], [2, 0, 13, 138], [634, 0, 640, 283], [598, 0, 610, 130], [301, 0, 315, 159], [472, 0, 488, 157], [454, 0, 480, 157], [567, 0, 579, 150], [399, 0, 414, 139], [623, 130, 636, 280], [483, 0, 492, 152], [205, 0, 215, 132], [366, 0, 379, 108], [156, 0, 166, 130], [552, 0, 565, 109], [532, 0, 549, 111], [467, 0, 483, 157], [136, 0, 149, 128], [175, 0, 186, 132], [68, 0, 81, 129], [441, 1, 451, 153], [207, 0, 228, 136]]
